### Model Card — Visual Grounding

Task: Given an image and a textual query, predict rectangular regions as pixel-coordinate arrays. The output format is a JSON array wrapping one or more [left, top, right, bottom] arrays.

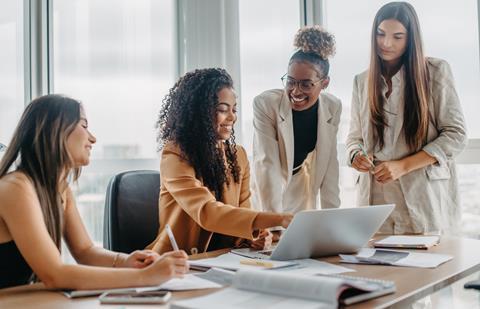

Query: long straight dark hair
[[368, 2, 430, 151], [0, 95, 82, 250]]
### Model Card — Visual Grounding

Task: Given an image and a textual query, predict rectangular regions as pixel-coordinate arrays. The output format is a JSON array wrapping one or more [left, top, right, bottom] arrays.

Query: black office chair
[[103, 170, 160, 253]]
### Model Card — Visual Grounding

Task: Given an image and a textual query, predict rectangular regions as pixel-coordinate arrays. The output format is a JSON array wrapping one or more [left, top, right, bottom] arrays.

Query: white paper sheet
[[374, 235, 440, 248], [190, 253, 297, 271], [138, 274, 222, 292], [340, 248, 452, 268], [63, 274, 222, 298], [274, 258, 354, 276], [171, 287, 332, 309]]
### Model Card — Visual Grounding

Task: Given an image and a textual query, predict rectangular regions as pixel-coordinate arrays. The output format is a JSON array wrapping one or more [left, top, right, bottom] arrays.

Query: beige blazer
[[146, 142, 259, 254], [346, 58, 467, 234], [252, 89, 342, 213]]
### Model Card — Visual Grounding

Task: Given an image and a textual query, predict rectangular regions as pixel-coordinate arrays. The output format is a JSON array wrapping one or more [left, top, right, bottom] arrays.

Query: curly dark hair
[[156, 68, 240, 200]]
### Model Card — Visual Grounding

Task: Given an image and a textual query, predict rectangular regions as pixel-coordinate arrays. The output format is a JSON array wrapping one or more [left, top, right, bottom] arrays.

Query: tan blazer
[[253, 89, 342, 213], [346, 58, 467, 234], [147, 142, 259, 254]]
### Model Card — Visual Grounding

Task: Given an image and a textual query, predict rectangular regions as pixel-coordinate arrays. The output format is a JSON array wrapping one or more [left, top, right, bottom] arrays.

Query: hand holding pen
[[352, 144, 375, 173]]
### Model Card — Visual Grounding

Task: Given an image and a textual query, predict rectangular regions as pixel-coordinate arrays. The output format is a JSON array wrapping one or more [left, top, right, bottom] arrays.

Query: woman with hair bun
[[346, 2, 466, 234], [253, 25, 342, 214], [148, 68, 293, 255]]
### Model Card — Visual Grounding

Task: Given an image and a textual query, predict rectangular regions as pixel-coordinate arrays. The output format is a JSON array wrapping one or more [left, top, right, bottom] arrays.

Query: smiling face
[[66, 108, 96, 167], [215, 87, 237, 141], [376, 19, 408, 66], [285, 61, 328, 111]]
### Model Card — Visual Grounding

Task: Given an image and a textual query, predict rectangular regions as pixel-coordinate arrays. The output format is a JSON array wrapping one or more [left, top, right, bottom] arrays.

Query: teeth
[[292, 97, 307, 102]]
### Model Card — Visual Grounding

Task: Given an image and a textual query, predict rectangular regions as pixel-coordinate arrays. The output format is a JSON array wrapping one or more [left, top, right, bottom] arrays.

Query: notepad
[[340, 248, 452, 268], [190, 252, 297, 271], [171, 269, 395, 309], [373, 235, 440, 249]]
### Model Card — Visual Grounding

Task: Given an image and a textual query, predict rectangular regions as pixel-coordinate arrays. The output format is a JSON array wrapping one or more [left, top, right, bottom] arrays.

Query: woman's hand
[[351, 152, 375, 173], [143, 250, 189, 285], [250, 230, 273, 250], [373, 160, 408, 184], [280, 214, 293, 228], [121, 250, 160, 269]]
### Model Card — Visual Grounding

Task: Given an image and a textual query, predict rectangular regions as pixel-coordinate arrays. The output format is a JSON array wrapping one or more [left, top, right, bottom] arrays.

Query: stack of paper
[[340, 248, 452, 268], [373, 235, 440, 249]]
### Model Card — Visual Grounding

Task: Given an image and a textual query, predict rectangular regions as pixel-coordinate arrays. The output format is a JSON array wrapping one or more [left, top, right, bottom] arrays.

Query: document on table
[[275, 258, 354, 276], [63, 274, 222, 298], [194, 268, 236, 286], [190, 252, 298, 271], [137, 274, 223, 292], [373, 235, 440, 249], [340, 248, 452, 268], [171, 269, 394, 309]]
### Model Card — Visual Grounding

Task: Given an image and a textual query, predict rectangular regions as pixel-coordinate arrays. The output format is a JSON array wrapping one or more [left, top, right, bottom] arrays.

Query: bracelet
[[351, 150, 360, 165], [112, 253, 120, 268]]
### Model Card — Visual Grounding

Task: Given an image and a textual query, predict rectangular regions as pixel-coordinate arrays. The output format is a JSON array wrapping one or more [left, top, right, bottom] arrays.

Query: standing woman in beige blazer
[[253, 26, 342, 214], [148, 68, 293, 255], [346, 2, 467, 235]]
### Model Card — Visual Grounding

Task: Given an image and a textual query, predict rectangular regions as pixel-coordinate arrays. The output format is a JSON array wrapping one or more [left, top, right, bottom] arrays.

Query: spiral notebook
[[171, 269, 395, 308], [318, 273, 395, 305]]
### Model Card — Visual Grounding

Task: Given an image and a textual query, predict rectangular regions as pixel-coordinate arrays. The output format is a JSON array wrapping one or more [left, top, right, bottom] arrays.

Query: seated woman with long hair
[[0, 95, 188, 289], [147, 68, 293, 255]]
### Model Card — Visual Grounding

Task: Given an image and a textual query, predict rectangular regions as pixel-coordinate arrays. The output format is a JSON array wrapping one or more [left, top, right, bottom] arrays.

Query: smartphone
[[99, 291, 171, 304]]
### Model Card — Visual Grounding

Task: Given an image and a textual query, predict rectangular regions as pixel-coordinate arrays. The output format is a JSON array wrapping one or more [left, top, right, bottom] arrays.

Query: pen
[[358, 144, 375, 168], [240, 259, 274, 268], [165, 224, 179, 251]]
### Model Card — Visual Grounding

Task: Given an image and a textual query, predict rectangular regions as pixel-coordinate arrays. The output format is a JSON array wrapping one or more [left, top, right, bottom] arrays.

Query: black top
[[0, 240, 34, 289], [292, 101, 318, 174]]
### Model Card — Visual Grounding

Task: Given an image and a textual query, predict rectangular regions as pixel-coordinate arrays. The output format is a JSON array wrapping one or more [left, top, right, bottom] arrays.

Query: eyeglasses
[[281, 74, 323, 93]]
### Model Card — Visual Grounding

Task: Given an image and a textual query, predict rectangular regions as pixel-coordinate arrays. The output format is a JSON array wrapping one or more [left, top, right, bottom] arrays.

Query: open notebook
[[171, 269, 395, 309]]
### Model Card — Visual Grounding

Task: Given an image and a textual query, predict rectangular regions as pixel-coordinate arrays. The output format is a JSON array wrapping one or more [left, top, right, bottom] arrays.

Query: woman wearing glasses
[[346, 2, 466, 234], [253, 25, 341, 214]]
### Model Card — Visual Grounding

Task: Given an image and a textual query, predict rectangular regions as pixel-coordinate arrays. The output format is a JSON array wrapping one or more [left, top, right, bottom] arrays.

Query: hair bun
[[293, 25, 335, 60]]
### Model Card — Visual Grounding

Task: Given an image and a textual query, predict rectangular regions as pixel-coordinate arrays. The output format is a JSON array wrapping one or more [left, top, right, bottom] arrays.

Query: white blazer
[[346, 58, 467, 234], [253, 89, 342, 213]]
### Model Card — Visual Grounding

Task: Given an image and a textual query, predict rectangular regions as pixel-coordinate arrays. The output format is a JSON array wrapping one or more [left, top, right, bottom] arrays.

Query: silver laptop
[[233, 204, 394, 261]]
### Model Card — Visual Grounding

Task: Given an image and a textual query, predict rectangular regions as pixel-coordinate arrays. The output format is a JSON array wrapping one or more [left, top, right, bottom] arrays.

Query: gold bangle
[[112, 253, 120, 268]]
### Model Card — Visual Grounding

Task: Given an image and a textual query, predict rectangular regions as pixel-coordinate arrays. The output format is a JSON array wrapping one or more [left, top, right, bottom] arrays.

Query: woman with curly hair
[[147, 68, 293, 255], [346, 2, 466, 234], [253, 26, 342, 214], [0, 95, 188, 289]]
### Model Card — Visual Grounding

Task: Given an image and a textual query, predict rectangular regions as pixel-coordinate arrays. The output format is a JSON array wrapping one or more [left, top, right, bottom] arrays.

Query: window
[[238, 0, 301, 153], [53, 0, 175, 244], [325, 0, 480, 236], [325, 0, 480, 140], [0, 1, 24, 147]]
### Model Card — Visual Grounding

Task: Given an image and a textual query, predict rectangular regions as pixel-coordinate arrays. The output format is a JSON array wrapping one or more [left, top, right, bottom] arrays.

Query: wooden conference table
[[1, 236, 480, 309]]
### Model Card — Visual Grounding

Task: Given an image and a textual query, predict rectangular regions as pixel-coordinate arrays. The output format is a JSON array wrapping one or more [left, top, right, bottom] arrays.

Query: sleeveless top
[[0, 240, 34, 288]]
